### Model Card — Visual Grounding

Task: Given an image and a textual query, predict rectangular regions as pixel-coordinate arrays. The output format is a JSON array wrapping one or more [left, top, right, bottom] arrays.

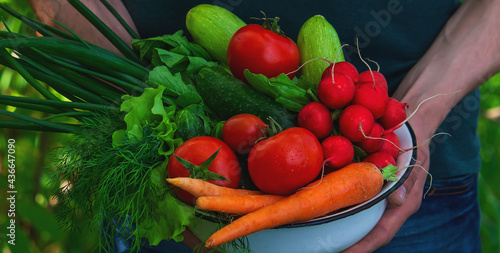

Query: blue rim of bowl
[[278, 122, 417, 228]]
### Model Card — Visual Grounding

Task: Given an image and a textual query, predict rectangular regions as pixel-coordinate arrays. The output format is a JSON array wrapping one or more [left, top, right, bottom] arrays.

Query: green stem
[[112, 71, 150, 90], [0, 30, 147, 73], [13, 52, 112, 105], [99, 0, 140, 39], [67, 0, 140, 62], [29, 70, 95, 104], [0, 95, 119, 112], [29, 48, 144, 95], [0, 99, 61, 114], [0, 31, 29, 40], [42, 111, 94, 121], [40, 59, 123, 103], [0, 47, 60, 101], [52, 19, 93, 50], [0, 120, 79, 133], [0, 109, 79, 133], [0, 3, 70, 39], [50, 66, 123, 104], [0, 36, 149, 80], [307, 89, 320, 102], [50, 53, 149, 92], [251, 12, 285, 36]]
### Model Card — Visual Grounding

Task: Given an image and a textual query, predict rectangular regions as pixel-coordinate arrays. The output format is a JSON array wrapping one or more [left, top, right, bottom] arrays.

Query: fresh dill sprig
[[49, 112, 167, 252], [192, 209, 252, 253]]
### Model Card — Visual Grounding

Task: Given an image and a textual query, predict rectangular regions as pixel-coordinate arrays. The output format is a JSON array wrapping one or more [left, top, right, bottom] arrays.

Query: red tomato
[[227, 24, 300, 83], [222, 114, 268, 154], [248, 127, 323, 195], [167, 136, 241, 205]]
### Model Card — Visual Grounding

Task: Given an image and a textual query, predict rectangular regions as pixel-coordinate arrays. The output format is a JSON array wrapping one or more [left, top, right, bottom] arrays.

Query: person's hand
[[342, 103, 432, 252], [182, 227, 220, 253], [27, 0, 137, 53]]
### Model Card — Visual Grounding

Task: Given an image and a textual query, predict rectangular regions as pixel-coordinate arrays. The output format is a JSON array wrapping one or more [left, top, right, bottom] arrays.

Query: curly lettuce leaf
[[112, 86, 182, 155], [146, 66, 218, 141], [138, 162, 195, 245]]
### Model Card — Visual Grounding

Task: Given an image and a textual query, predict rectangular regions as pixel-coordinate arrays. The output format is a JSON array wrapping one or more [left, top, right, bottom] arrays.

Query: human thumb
[[388, 185, 407, 206]]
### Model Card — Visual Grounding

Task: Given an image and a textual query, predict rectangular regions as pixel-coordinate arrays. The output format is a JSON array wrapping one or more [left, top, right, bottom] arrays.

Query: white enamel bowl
[[192, 123, 417, 253]]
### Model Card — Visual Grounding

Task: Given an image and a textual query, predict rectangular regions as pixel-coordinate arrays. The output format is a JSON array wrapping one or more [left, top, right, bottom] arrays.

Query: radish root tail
[[330, 44, 350, 83], [365, 58, 381, 72], [297, 162, 327, 191], [402, 164, 433, 199], [285, 57, 331, 76], [404, 132, 452, 153], [356, 38, 376, 85], [361, 132, 407, 154], [385, 90, 462, 134]]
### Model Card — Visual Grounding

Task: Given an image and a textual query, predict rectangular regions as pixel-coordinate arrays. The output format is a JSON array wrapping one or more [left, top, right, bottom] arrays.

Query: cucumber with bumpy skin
[[196, 66, 295, 129], [297, 15, 344, 85], [186, 4, 246, 64]]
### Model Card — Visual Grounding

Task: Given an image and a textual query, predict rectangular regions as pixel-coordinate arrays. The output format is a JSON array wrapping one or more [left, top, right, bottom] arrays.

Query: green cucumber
[[196, 66, 295, 129], [297, 15, 344, 85], [186, 4, 246, 64]]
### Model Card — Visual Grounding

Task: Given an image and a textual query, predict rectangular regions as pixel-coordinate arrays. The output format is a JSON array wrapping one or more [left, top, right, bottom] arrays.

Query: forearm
[[394, 0, 500, 138]]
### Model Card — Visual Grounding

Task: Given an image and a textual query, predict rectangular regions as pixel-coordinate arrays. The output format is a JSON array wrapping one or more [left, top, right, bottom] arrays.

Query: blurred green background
[[1, 1, 499, 252]]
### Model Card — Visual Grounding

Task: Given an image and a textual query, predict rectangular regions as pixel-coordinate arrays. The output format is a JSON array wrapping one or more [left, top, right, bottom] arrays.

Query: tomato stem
[[173, 147, 231, 182], [264, 116, 284, 137], [251, 11, 285, 36]]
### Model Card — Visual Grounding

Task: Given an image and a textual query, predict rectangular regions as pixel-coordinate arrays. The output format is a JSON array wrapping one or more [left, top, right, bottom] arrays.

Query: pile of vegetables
[[0, 2, 412, 252]]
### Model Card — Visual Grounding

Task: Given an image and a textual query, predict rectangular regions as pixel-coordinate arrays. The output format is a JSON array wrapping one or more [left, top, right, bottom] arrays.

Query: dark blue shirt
[[122, 0, 481, 179]]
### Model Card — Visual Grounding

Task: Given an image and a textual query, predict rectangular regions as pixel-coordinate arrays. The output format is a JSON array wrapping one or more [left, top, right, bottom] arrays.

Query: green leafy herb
[[132, 30, 212, 66], [243, 70, 316, 112], [147, 66, 204, 108], [154, 48, 217, 75], [51, 112, 196, 253]]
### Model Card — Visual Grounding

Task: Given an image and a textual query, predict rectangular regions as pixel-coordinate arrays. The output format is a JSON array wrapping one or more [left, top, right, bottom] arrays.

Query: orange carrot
[[166, 177, 264, 197], [196, 195, 286, 215], [205, 162, 385, 248]]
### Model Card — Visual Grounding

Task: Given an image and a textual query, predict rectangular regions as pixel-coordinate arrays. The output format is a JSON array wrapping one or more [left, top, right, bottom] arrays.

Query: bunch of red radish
[[298, 61, 408, 172]]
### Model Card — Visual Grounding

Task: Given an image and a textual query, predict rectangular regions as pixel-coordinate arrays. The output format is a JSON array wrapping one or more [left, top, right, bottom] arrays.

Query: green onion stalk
[[0, 1, 228, 252]]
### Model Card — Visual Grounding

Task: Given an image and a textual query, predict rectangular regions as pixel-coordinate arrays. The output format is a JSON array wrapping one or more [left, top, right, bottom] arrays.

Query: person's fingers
[[342, 169, 426, 253], [182, 227, 219, 253], [388, 137, 430, 207], [27, 0, 58, 26], [181, 227, 203, 249], [341, 147, 429, 253], [388, 184, 407, 206]]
